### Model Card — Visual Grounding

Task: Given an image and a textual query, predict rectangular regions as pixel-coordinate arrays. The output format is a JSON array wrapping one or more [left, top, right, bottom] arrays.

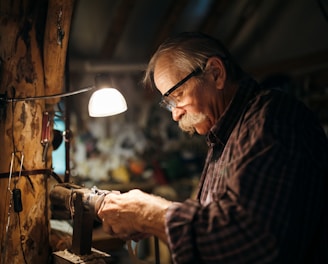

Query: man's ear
[[206, 57, 226, 90]]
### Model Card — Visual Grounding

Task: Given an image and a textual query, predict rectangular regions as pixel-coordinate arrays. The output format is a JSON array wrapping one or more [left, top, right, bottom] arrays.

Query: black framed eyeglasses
[[159, 67, 203, 111]]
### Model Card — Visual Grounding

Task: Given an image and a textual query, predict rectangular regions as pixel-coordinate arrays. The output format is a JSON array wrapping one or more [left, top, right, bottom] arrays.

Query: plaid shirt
[[165, 77, 328, 263]]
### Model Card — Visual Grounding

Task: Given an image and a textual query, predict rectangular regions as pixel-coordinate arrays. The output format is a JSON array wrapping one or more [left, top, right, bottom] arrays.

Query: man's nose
[[172, 107, 185, 121]]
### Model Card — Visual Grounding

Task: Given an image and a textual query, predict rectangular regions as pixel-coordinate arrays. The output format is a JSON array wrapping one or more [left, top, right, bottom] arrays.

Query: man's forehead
[[154, 58, 176, 80], [154, 60, 178, 94]]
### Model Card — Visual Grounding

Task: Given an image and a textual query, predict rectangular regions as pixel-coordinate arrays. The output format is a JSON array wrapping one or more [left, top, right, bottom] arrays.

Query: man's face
[[154, 57, 217, 135]]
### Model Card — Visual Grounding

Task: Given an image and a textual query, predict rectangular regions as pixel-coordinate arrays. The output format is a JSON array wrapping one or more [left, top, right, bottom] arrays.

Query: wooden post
[[0, 0, 74, 263]]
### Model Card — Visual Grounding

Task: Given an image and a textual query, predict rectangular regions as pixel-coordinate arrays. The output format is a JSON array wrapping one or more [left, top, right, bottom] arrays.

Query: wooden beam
[[0, 0, 74, 262], [248, 49, 328, 78], [100, 0, 136, 59], [152, 0, 189, 51], [200, 0, 232, 35], [43, 0, 75, 104]]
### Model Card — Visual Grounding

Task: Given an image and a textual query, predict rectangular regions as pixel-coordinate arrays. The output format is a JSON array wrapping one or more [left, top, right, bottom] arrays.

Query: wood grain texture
[[0, 0, 74, 262]]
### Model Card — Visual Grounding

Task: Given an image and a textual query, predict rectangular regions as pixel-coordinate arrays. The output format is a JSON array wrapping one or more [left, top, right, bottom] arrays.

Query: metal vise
[[50, 183, 111, 255]]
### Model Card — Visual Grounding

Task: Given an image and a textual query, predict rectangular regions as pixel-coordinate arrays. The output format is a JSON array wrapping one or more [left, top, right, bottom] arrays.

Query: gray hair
[[143, 32, 245, 90]]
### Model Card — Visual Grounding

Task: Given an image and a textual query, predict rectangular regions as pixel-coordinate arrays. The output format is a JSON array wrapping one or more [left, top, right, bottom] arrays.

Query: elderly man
[[98, 32, 328, 263]]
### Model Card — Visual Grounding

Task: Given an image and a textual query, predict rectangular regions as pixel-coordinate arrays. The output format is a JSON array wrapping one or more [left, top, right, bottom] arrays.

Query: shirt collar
[[206, 77, 260, 146]]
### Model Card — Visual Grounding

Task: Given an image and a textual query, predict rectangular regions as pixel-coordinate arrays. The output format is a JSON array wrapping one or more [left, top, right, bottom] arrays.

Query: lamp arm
[[0, 85, 95, 103]]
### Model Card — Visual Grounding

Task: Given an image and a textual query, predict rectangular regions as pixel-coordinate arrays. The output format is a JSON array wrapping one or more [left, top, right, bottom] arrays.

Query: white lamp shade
[[88, 88, 127, 117]]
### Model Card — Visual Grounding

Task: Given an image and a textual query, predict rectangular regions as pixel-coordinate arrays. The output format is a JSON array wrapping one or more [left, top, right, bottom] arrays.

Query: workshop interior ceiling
[[68, 0, 328, 81]]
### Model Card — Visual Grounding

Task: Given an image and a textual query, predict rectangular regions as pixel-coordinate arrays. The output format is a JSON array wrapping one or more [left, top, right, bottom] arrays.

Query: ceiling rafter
[[200, 0, 232, 35], [151, 0, 189, 52], [225, 0, 263, 48], [232, 0, 287, 60], [249, 49, 328, 78], [100, 0, 136, 59]]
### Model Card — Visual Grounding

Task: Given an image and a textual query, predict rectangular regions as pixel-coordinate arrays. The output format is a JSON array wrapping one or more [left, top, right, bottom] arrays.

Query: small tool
[[41, 112, 51, 162]]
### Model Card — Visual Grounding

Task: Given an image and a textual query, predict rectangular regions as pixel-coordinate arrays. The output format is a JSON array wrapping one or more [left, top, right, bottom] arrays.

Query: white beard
[[179, 112, 207, 135]]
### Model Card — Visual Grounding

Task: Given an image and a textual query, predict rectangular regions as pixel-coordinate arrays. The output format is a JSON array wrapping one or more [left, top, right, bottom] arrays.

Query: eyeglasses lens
[[159, 96, 176, 111]]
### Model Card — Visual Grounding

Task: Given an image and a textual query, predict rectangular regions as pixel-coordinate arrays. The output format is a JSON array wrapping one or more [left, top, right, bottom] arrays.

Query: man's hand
[[97, 189, 173, 243]]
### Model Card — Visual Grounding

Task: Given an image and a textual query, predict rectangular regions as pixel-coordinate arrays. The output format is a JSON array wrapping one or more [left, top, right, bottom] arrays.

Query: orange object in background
[[129, 159, 145, 176]]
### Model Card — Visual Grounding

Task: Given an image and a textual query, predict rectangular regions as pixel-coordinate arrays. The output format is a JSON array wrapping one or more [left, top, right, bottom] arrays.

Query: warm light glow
[[88, 88, 127, 117]]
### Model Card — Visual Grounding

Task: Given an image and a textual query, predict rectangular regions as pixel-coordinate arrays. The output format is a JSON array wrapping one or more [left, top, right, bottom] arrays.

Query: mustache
[[179, 112, 206, 135]]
